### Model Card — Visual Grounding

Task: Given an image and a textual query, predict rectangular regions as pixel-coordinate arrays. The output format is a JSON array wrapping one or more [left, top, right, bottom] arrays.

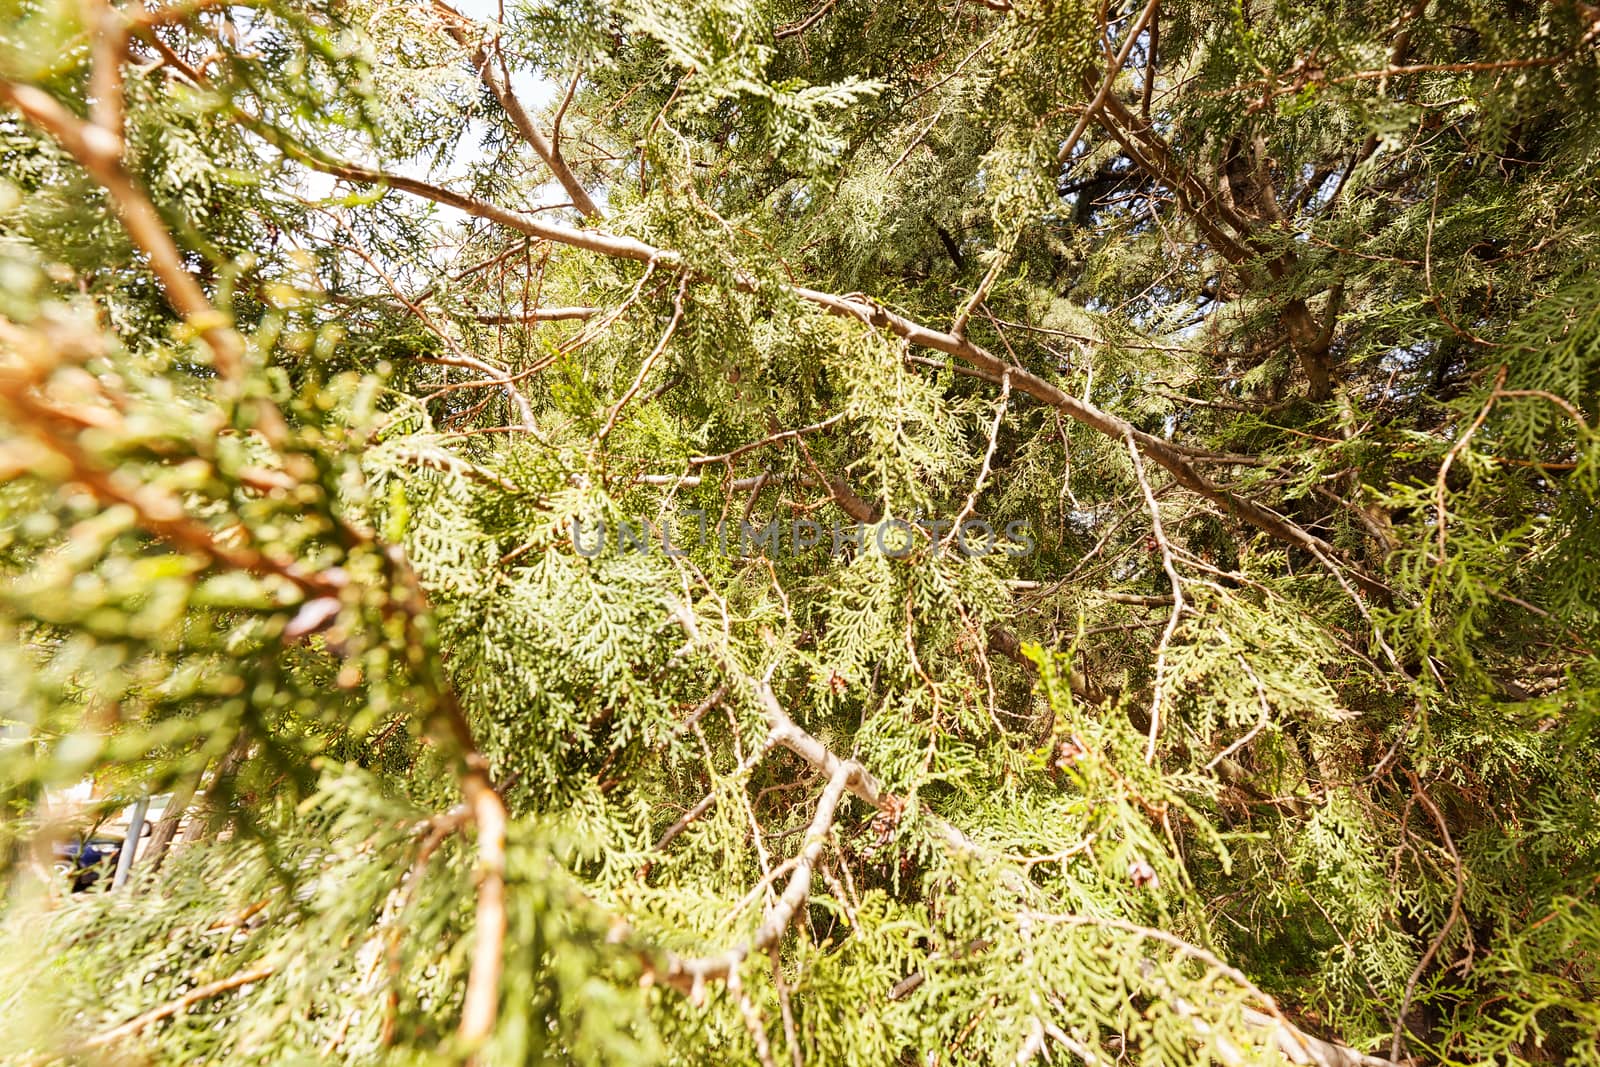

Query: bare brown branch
[[74, 964, 277, 1053], [430, 0, 604, 219], [473, 306, 597, 323]]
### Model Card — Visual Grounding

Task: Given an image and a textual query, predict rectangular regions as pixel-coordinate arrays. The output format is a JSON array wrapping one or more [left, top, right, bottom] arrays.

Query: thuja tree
[[1, 0, 1598, 1062]]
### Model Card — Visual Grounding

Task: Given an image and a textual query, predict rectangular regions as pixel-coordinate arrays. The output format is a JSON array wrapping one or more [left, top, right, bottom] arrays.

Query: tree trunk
[[180, 732, 250, 844], [142, 760, 206, 874]]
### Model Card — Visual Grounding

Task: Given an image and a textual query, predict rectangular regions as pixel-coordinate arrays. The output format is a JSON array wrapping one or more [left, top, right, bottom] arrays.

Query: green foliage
[[2, 0, 1599, 1063]]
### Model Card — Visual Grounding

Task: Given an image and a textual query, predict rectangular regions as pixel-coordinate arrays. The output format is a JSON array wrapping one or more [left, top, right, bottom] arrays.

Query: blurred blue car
[[52, 836, 123, 892]]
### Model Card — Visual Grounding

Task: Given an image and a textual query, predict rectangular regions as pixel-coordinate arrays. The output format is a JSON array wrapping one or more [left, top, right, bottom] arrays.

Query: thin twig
[[650, 736, 778, 854], [1125, 430, 1184, 764], [769, 946, 804, 1067], [945, 370, 1011, 548], [1390, 773, 1469, 1062], [775, 0, 839, 39], [690, 413, 847, 466], [1206, 655, 1272, 771], [473, 305, 596, 323], [73, 964, 276, 1052], [1435, 365, 1507, 561], [596, 273, 689, 441]]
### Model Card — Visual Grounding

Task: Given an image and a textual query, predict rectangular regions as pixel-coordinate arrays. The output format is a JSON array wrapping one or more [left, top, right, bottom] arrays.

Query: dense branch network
[[0, 5, 1380, 1055], [8, 0, 1589, 1062], [235, 90, 1387, 600]]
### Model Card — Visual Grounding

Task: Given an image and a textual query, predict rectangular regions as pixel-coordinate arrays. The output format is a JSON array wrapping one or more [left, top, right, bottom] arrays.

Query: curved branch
[[0, 80, 244, 383], [430, 0, 604, 220], [656, 764, 856, 996], [72, 964, 277, 1053]]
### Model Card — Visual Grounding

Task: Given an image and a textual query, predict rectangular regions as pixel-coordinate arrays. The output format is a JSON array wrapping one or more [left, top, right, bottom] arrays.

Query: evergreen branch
[[780, 471, 1105, 725], [0, 329, 333, 596], [1089, 92, 1255, 260], [427, 0, 605, 220], [666, 602, 1034, 868], [1237, 53, 1584, 114], [249, 129, 1386, 592], [1020, 913, 1399, 1067], [371, 545, 509, 1047], [654, 764, 855, 998], [597, 272, 689, 441], [0, 85, 514, 1029], [805, 461, 1119, 706], [1497, 388, 1592, 432], [396, 447, 530, 495], [1054, 0, 1162, 166], [552, 67, 581, 151], [1125, 430, 1185, 764], [472, 306, 597, 323], [944, 369, 1011, 545], [1204, 655, 1272, 772], [648, 733, 779, 855], [736, 985, 780, 1067], [767, 945, 803, 1067], [2, 313, 512, 1045], [675, 685, 729, 737], [1390, 771, 1469, 1062], [64, 963, 278, 1055], [1435, 365, 1507, 561], [790, 288, 1388, 592], [0, 80, 245, 385], [794, 449, 882, 524], [950, 247, 1010, 338]]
